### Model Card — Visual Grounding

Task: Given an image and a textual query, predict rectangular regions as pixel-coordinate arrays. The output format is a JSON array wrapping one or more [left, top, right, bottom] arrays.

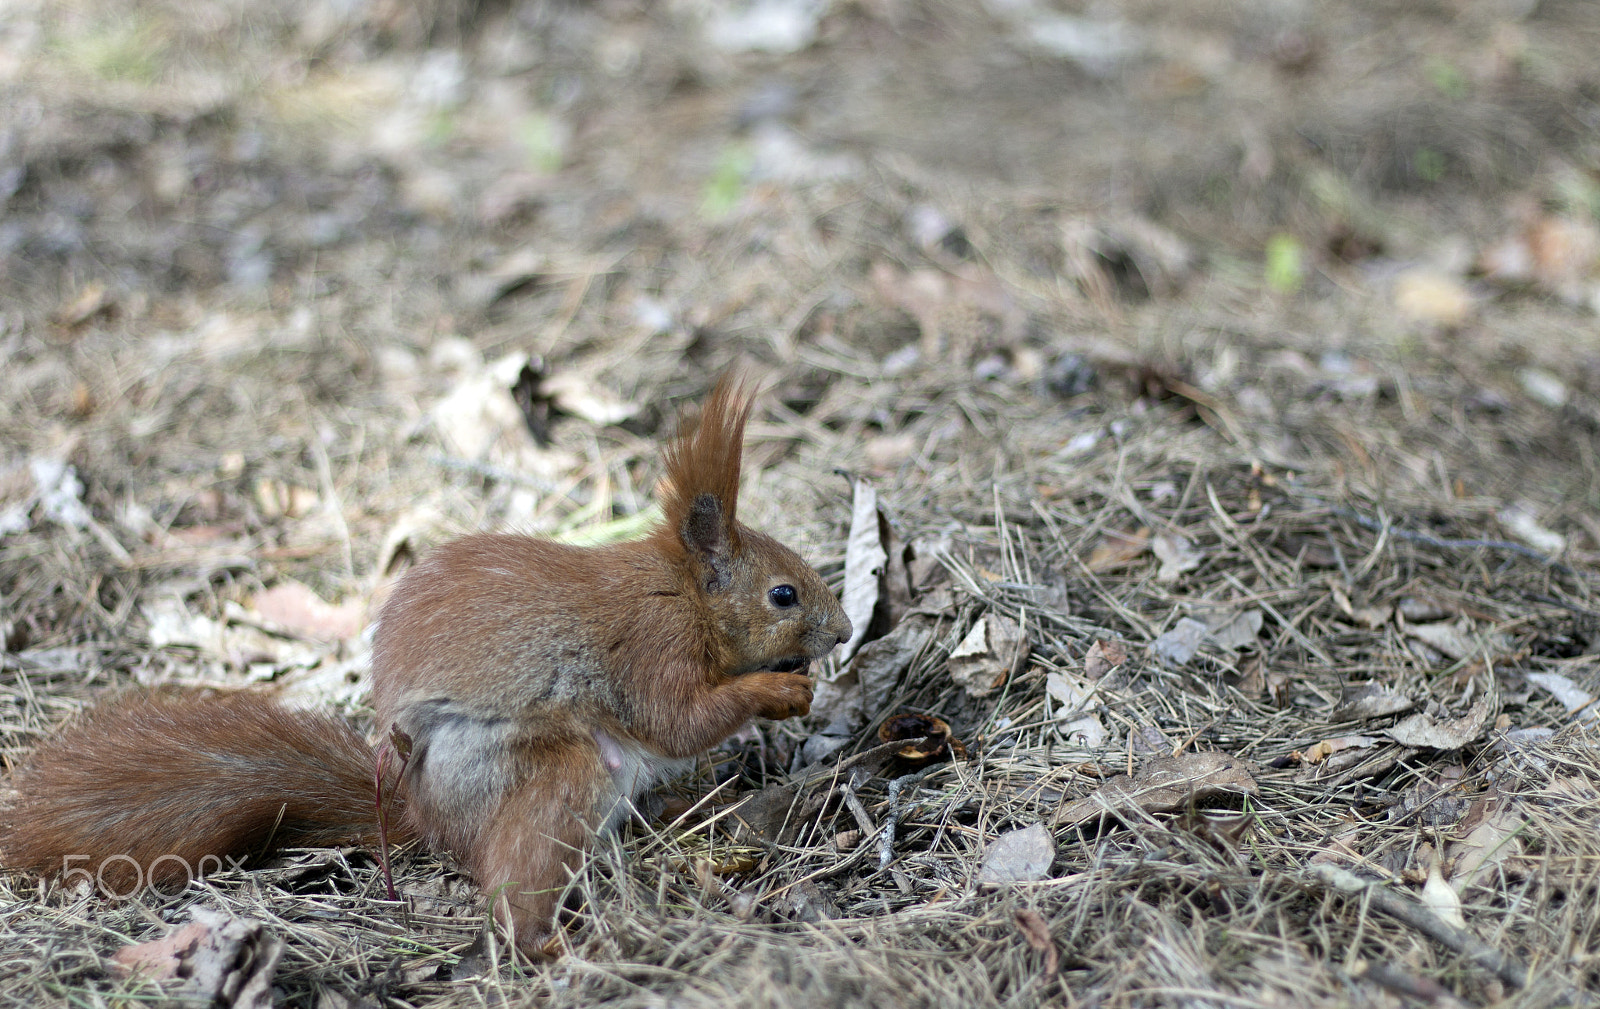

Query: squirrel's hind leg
[[472, 737, 612, 957]]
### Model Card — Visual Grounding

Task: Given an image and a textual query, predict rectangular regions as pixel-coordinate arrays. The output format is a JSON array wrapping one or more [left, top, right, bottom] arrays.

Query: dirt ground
[[3, 0, 1600, 1006]]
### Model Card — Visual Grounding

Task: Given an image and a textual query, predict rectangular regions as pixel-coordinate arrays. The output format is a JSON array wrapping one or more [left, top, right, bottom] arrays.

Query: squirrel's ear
[[682, 492, 734, 590]]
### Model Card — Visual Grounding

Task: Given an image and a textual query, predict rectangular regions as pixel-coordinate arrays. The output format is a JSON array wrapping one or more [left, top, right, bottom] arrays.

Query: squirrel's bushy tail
[[3, 691, 396, 892]]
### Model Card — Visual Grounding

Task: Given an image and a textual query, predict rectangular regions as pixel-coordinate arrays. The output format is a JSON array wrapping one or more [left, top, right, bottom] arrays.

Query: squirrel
[[2, 373, 852, 955]]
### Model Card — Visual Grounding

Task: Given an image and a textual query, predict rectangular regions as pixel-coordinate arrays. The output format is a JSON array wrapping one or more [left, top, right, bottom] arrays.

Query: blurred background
[[1, 0, 1599, 628]]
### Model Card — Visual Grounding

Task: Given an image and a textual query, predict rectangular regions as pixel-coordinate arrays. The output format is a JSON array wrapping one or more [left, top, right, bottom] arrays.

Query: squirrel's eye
[[769, 584, 799, 608]]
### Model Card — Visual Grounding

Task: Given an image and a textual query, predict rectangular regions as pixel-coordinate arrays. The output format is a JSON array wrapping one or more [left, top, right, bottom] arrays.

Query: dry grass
[[3, 0, 1600, 1006]]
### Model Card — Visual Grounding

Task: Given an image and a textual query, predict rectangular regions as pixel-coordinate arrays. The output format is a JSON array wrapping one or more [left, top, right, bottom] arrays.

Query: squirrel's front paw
[[751, 672, 812, 720]]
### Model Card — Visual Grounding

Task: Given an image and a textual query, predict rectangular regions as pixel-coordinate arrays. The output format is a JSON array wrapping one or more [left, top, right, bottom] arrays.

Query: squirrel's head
[[653, 374, 851, 674]]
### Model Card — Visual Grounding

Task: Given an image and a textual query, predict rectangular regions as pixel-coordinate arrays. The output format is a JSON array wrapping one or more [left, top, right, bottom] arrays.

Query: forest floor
[[3, 1, 1600, 1006]]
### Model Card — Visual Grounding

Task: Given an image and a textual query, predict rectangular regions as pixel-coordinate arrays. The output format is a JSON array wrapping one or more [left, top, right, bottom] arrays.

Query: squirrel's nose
[[830, 613, 853, 647]]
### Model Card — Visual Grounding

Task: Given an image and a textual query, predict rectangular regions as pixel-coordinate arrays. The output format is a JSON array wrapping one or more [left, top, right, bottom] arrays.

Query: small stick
[[374, 725, 414, 902], [840, 768, 877, 837], [1304, 863, 1527, 990], [878, 770, 928, 871], [1331, 506, 1576, 575]]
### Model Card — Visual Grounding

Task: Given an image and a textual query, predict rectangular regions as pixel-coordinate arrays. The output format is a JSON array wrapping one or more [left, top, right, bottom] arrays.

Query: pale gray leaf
[[1153, 617, 1207, 667], [1204, 608, 1264, 651], [1404, 619, 1476, 661], [1526, 671, 1597, 718], [977, 823, 1056, 885], [1333, 682, 1415, 720], [1152, 532, 1203, 583], [839, 476, 887, 662], [1385, 699, 1494, 750], [1046, 671, 1107, 748], [949, 612, 1025, 697]]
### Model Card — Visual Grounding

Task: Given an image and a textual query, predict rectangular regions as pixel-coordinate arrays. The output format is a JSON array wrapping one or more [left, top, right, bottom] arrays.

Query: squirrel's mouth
[[767, 656, 811, 673]]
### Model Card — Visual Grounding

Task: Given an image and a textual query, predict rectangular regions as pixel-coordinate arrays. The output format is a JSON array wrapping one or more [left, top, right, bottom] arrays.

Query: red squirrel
[[3, 374, 852, 954]]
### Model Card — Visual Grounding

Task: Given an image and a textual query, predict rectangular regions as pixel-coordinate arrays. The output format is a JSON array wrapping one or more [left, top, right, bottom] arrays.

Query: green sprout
[[701, 143, 755, 220], [519, 112, 565, 173], [1265, 233, 1305, 293], [1414, 147, 1446, 183]]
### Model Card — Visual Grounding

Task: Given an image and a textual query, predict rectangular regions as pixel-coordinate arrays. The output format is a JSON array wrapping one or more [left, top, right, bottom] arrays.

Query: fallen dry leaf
[[253, 479, 318, 520], [881, 522, 913, 626], [432, 351, 529, 458], [1525, 671, 1597, 720], [144, 597, 319, 671], [863, 431, 919, 471], [1294, 735, 1379, 764], [1398, 596, 1452, 622], [948, 612, 1027, 698], [730, 740, 911, 846], [1385, 698, 1494, 750], [868, 259, 1024, 357], [1046, 670, 1108, 748], [1420, 857, 1466, 929], [1098, 214, 1195, 296], [1129, 724, 1173, 754], [813, 613, 937, 728], [1333, 682, 1414, 721], [1265, 667, 1290, 706], [1448, 788, 1523, 892], [1152, 532, 1203, 582], [1479, 212, 1600, 305], [1084, 527, 1149, 572], [777, 880, 838, 924], [1203, 607, 1263, 651], [1152, 617, 1207, 667], [1351, 604, 1393, 628], [978, 823, 1056, 885], [53, 281, 113, 328], [1056, 752, 1258, 827], [1404, 618, 1478, 662], [1234, 655, 1266, 697], [1498, 506, 1566, 556], [111, 907, 282, 1009], [1332, 584, 1394, 628], [839, 475, 888, 663], [1518, 367, 1568, 408], [1393, 269, 1474, 326], [1308, 812, 1365, 866], [26, 457, 92, 531], [250, 580, 365, 643], [540, 370, 641, 426], [1082, 638, 1127, 679], [431, 350, 579, 480], [111, 920, 211, 981], [1013, 909, 1060, 979]]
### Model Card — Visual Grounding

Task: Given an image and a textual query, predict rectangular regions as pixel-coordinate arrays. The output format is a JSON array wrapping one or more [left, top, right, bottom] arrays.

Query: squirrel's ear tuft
[[658, 371, 753, 561]]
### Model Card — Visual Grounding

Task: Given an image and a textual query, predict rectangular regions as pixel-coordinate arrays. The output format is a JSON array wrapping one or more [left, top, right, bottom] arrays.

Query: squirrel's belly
[[591, 728, 697, 833]]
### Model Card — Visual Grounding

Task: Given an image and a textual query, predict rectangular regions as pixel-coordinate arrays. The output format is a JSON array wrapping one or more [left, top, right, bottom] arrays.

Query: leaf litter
[[3, 1, 1600, 1008]]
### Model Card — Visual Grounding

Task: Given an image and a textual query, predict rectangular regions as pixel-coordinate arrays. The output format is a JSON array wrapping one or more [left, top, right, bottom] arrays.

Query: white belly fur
[[591, 729, 697, 833]]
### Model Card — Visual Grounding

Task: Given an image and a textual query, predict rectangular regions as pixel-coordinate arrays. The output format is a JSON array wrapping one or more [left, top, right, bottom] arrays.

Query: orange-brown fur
[[2, 375, 851, 954], [4, 692, 391, 892]]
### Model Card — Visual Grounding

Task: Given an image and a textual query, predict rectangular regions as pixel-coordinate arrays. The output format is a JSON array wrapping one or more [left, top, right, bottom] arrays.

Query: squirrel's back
[[369, 533, 691, 726]]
